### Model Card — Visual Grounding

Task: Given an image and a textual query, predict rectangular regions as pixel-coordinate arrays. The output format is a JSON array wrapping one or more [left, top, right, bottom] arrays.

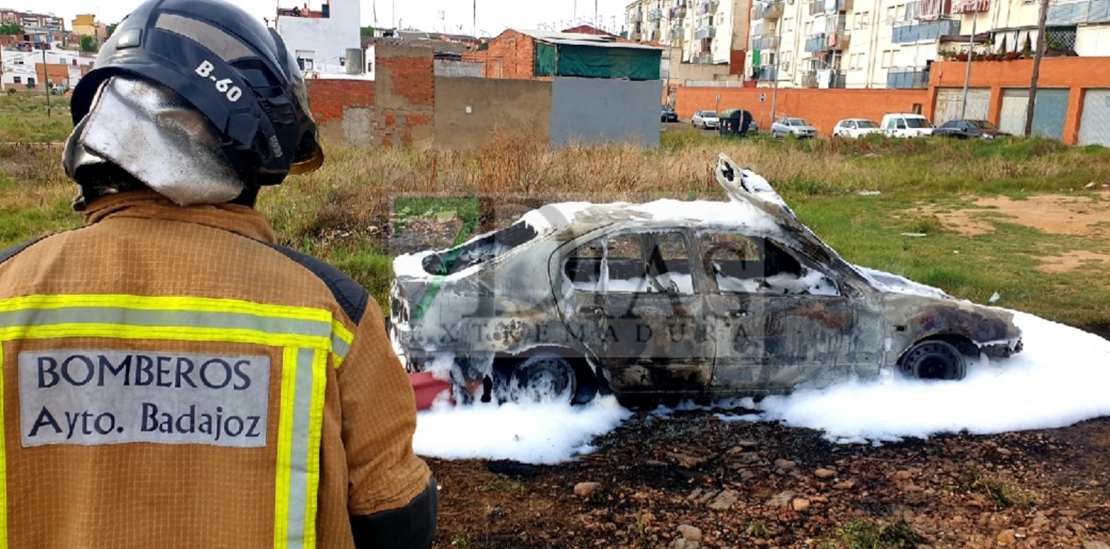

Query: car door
[[559, 229, 714, 396], [696, 230, 876, 395]]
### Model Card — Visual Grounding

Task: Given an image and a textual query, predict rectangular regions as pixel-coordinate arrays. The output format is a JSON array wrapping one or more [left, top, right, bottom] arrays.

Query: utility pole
[[960, 2, 978, 119], [1024, 0, 1049, 137], [473, 0, 477, 38], [42, 48, 51, 117]]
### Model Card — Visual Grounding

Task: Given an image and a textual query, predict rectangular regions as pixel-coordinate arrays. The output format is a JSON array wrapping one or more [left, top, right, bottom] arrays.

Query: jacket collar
[[83, 190, 278, 244]]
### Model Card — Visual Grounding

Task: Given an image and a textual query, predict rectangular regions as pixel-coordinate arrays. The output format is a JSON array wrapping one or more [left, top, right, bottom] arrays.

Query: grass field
[[3, 93, 1109, 332]]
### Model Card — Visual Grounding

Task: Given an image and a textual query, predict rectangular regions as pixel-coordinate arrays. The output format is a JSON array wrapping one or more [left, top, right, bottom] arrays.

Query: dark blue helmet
[[71, 0, 324, 186]]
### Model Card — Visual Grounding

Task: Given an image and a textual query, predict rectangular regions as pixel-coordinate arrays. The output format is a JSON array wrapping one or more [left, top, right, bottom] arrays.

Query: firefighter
[[0, 0, 436, 547]]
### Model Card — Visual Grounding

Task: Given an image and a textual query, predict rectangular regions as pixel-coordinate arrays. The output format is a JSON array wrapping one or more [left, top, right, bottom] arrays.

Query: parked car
[[881, 113, 933, 138], [692, 110, 720, 130], [833, 118, 882, 139], [771, 118, 818, 139], [391, 154, 1023, 405], [932, 119, 1010, 140], [661, 105, 678, 123]]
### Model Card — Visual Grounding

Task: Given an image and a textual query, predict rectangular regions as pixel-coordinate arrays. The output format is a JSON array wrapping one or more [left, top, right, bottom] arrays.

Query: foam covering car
[[392, 154, 1023, 406]]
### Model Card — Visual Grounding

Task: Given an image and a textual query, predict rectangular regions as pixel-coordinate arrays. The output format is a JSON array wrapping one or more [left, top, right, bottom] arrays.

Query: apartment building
[[276, 1, 362, 77], [0, 9, 65, 32], [626, 0, 752, 77], [750, 0, 1110, 90]]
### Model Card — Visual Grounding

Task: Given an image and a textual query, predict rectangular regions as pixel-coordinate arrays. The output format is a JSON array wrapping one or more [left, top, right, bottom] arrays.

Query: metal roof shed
[[522, 31, 663, 80]]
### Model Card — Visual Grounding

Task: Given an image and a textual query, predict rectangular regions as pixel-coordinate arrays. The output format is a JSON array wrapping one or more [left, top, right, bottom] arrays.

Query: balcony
[[826, 14, 848, 31], [759, 66, 778, 80], [752, 0, 783, 20], [801, 70, 847, 87], [887, 67, 930, 89], [891, 19, 961, 42], [670, 6, 687, 18], [808, 0, 853, 15], [696, 26, 716, 39], [650, 9, 663, 21], [805, 31, 850, 52], [1048, 0, 1110, 25], [692, 52, 717, 64], [751, 36, 780, 50], [758, 23, 778, 38]]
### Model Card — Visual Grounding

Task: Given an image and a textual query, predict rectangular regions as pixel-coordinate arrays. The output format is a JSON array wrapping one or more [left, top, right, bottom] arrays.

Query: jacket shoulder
[[0, 236, 48, 267], [258, 242, 370, 325]]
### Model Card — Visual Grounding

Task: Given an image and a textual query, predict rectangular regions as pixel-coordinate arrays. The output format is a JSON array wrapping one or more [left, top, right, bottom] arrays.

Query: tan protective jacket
[[0, 191, 431, 548]]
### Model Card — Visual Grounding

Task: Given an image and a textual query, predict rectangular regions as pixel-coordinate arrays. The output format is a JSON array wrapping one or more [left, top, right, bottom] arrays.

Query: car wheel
[[901, 340, 966, 381], [507, 353, 584, 404]]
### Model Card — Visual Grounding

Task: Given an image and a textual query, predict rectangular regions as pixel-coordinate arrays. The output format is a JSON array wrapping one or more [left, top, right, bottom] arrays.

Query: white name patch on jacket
[[18, 350, 270, 448]]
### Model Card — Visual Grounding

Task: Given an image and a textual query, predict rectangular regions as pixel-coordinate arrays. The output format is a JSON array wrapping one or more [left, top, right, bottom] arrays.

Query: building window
[[881, 50, 892, 68], [804, 20, 813, 35], [785, 17, 794, 33], [885, 6, 896, 23], [13, 76, 21, 84], [859, 11, 870, 28], [295, 50, 315, 72]]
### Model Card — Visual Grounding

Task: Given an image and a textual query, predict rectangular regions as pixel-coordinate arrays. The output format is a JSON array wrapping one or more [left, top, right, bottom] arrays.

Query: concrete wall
[[676, 86, 929, 135], [276, 0, 360, 76], [434, 60, 483, 78], [373, 45, 435, 148], [306, 79, 375, 144], [551, 77, 662, 148], [928, 57, 1110, 144], [433, 77, 552, 150]]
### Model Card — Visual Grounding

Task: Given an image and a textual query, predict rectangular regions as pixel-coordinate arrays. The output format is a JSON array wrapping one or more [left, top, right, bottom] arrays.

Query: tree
[[0, 23, 24, 36], [360, 26, 376, 37], [79, 35, 97, 53], [106, 23, 118, 38]]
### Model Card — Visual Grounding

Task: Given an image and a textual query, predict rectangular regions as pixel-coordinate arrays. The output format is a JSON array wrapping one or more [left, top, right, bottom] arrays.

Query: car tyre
[[507, 352, 595, 404], [902, 340, 966, 381]]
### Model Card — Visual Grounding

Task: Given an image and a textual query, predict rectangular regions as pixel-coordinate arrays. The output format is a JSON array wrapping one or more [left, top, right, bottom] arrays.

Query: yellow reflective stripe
[[0, 343, 7, 549], [0, 325, 328, 350], [331, 321, 354, 369], [0, 294, 331, 324], [303, 349, 328, 549], [274, 347, 298, 549]]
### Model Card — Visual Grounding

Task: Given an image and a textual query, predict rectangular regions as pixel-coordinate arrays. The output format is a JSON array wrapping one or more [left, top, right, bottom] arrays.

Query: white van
[[881, 113, 933, 138]]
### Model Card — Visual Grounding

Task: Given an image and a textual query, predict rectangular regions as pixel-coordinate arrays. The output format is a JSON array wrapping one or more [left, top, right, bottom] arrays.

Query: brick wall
[[305, 79, 374, 144], [306, 79, 374, 122], [461, 30, 536, 79], [373, 44, 435, 148], [928, 57, 1110, 144], [676, 86, 929, 136]]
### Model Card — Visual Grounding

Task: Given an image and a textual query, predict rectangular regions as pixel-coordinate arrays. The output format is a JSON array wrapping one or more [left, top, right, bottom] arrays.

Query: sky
[[12, 0, 632, 37], [413, 300, 1110, 464]]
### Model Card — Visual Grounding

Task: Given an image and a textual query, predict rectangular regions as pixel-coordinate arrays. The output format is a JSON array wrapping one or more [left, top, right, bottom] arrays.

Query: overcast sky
[[10, 0, 632, 37]]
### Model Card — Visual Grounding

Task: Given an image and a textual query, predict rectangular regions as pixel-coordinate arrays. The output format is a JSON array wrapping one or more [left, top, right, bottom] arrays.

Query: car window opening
[[701, 233, 839, 296], [564, 232, 696, 295], [421, 221, 538, 276]]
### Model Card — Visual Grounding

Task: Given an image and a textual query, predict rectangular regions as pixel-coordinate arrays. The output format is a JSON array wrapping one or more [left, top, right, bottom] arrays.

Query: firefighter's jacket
[[0, 191, 432, 548]]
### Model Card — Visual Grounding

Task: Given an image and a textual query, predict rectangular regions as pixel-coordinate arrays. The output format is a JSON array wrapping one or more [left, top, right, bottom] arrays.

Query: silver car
[[391, 155, 1022, 404], [692, 110, 720, 130], [771, 117, 818, 139]]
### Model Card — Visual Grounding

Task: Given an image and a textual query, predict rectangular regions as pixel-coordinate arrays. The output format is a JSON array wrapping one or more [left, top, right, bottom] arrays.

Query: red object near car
[[410, 371, 452, 411]]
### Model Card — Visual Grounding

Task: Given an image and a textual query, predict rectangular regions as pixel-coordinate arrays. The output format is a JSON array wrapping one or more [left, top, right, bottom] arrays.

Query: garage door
[[998, 89, 1029, 136], [933, 87, 990, 126], [998, 88, 1070, 139], [1079, 89, 1110, 147], [1030, 89, 1069, 140]]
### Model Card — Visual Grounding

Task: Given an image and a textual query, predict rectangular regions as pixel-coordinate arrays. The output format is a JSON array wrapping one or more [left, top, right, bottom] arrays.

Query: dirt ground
[[412, 195, 1110, 549], [430, 414, 1110, 548], [918, 192, 1110, 275]]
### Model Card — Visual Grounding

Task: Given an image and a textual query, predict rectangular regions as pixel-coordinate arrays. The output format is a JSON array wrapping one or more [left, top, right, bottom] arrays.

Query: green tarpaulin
[[535, 42, 557, 77], [534, 42, 661, 81]]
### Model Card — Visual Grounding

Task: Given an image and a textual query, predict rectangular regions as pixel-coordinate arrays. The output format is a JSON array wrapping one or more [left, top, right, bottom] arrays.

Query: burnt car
[[391, 154, 1022, 405]]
